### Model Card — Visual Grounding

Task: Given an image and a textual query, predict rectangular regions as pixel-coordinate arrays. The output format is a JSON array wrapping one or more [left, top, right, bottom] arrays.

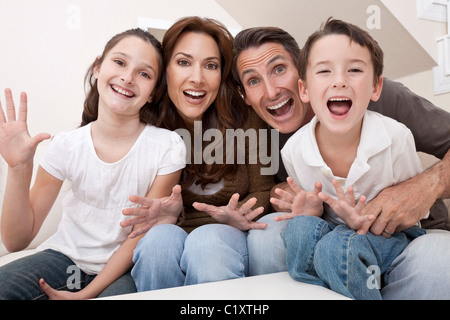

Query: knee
[[283, 215, 326, 247], [133, 224, 187, 263]]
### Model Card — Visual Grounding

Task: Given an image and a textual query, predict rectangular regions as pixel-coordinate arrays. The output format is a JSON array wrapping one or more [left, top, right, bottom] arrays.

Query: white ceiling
[[215, 0, 437, 79]]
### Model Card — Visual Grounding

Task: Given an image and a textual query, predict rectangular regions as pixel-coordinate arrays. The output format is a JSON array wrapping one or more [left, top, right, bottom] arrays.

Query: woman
[[127, 17, 275, 291]]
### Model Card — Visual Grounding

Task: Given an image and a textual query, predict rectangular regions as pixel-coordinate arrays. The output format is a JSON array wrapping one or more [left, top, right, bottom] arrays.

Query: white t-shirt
[[37, 123, 186, 274], [281, 110, 425, 225]]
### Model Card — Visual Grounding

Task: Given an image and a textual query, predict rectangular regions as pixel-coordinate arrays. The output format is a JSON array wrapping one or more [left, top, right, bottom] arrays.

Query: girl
[[0, 28, 185, 299]]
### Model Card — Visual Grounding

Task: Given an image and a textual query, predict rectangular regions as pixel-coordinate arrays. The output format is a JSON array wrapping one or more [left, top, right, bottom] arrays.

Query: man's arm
[[362, 149, 450, 235], [366, 78, 450, 234]]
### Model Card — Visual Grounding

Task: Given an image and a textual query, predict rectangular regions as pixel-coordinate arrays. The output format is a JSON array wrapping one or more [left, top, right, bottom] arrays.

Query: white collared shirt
[[281, 110, 424, 225]]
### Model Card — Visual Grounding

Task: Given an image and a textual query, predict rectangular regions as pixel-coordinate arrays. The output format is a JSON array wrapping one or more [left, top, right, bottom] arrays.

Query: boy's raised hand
[[271, 177, 324, 221], [0, 89, 50, 168], [318, 179, 375, 232]]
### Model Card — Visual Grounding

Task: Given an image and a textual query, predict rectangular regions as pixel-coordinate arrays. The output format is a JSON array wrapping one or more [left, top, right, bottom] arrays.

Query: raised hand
[[271, 177, 323, 221], [318, 179, 375, 232], [193, 193, 267, 231], [121, 185, 183, 238], [0, 89, 50, 169]]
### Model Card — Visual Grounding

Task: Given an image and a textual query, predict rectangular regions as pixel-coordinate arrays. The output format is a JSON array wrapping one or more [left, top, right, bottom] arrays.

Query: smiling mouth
[[111, 85, 135, 98], [267, 98, 294, 117], [327, 97, 352, 117], [184, 90, 206, 100]]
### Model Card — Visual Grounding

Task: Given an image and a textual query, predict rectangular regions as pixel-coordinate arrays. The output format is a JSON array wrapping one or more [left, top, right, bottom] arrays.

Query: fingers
[[192, 201, 218, 213], [4, 88, 17, 122]]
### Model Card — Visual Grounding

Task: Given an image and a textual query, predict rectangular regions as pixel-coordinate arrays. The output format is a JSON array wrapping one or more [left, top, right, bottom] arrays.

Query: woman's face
[[166, 32, 221, 125]]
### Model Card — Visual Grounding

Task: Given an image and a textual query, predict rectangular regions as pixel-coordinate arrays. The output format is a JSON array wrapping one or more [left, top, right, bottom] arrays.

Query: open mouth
[[111, 85, 135, 98], [267, 98, 294, 117], [327, 97, 352, 117], [184, 90, 206, 100]]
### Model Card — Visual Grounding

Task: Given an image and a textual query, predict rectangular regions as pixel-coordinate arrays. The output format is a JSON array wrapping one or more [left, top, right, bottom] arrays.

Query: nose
[[121, 68, 135, 84], [331, 72, 348, 89], [264, 77, 281, 100], [189, 64, 204, 85]]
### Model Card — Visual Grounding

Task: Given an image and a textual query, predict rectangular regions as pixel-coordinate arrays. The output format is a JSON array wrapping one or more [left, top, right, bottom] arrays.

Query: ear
[[93, 56, 101, 79], [239, 88, 251, 106], [147, 93, 154, 103], [370, 76, 383, 102], [298, 79, 310, 103]]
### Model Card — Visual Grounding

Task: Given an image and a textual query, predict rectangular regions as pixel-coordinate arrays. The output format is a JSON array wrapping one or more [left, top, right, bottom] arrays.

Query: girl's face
[[94, 36, 160, 120], [166, 32, 221, 125]]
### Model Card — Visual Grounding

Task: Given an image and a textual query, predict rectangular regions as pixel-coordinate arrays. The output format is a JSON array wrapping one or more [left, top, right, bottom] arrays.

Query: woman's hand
[[271, 177, 323, 221], [0, 89, 50, 169], [318, 179, 375, 232], [193, 193, 267, 231], [121, 185, 183, 238], [39, 278, 84, 300]]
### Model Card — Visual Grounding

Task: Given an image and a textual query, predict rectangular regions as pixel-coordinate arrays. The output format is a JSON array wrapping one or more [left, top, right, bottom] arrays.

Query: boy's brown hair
[[298, 17, 384, 85]]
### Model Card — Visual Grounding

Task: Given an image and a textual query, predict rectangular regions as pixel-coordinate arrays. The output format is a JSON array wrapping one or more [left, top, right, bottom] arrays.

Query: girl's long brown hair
[[157, 17, 247, 189], [81, 28, 163, 127]]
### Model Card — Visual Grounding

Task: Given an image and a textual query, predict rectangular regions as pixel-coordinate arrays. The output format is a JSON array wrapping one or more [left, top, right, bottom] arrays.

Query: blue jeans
[[248, 213, 450, 299], [282, 215, 425, 299], [131, 224, 248, 291], [0, 249, 136, 300]]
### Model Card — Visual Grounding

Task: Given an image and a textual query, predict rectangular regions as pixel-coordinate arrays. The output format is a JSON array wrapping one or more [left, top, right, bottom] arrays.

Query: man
[[233, 26, 450, 299]]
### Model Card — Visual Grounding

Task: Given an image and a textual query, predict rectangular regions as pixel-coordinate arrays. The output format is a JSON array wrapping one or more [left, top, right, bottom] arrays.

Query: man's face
[[237, 42, 310, 134]]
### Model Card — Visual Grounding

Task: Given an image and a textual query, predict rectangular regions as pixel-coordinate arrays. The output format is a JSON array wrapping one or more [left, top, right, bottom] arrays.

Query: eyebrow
[[312, 58, 368, 66], [240, 54, 287, 78], [173, 52, 221, 62], [112, 51, 157, 73]]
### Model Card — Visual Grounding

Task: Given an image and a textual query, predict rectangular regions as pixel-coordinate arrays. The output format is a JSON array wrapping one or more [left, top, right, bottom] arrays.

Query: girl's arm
[[39, 169, 182, 300], [0, 89, 55, 251]]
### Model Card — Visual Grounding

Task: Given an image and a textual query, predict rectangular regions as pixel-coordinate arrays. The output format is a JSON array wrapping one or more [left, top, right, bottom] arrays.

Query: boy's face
[[299, 34, 383, 136]]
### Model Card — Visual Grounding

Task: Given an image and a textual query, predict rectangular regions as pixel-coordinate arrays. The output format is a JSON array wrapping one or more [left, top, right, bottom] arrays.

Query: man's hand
[[361, 150, 450, 237]]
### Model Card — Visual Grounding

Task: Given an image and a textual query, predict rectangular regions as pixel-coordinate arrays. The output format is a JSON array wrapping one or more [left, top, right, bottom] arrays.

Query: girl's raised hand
[[0, 89, 50, 169]]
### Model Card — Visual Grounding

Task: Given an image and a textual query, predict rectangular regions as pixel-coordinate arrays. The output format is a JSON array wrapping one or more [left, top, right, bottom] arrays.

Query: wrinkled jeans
[[248, 212, 450, 300], [282, 215, 425, 299], [0, 249, 136, 300], [132, 224, 248, 291]]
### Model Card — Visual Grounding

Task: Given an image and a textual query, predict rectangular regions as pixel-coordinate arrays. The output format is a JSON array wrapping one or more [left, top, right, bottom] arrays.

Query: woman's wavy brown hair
[[156, 16, 247, 189], [81, 28, 163, 127]]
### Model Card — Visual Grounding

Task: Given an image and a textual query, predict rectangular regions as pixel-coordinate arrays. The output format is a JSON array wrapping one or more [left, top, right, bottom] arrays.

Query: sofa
[[0, 152, 448, 300]]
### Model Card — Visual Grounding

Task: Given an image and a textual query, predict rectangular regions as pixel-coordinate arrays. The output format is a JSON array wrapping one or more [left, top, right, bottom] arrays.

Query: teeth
[[267, 98, 290, 110], [329, 97, 350, 102], [112, 85, 134, 97], [185, 91, 205, 97]]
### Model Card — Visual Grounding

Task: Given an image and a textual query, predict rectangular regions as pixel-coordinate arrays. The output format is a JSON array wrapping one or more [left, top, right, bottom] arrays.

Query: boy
[[279, 18, 426, 299]]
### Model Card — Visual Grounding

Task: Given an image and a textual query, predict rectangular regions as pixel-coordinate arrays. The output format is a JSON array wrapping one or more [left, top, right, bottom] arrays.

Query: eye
[[317, 69, 330, 74], [139, 71, 150, 79], [177, 59, 190, 67], [205, 62, 219, 70], [114, 59, 125, 67], [349, 68, 363, 73], [274, 65, 285, 74], [248, 78, 259, 87]]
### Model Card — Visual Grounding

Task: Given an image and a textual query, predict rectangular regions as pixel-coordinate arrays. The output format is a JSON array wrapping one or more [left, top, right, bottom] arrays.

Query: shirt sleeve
[[39, 133, 67, 181], [369, 78, 450, 159], [157, 131, 186, 176]]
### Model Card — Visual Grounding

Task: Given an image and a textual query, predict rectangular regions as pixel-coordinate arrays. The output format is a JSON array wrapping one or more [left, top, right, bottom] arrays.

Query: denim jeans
[[131, 223, 248, 291], [282, 215, 425, 299], [248, 213, 450, 300], [0, 249, 136, 300]]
